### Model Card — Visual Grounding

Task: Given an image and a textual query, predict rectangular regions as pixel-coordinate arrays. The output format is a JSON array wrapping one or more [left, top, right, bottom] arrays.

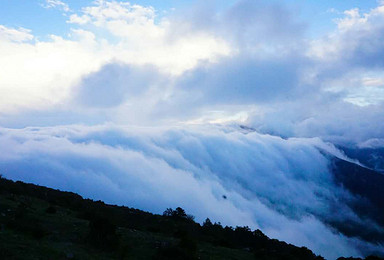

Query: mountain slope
[[328, 157, 384, 244], [0, 176, 324, 260]]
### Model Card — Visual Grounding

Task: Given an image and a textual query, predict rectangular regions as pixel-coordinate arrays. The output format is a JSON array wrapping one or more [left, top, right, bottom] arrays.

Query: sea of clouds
[[0, 124, 383, 259]]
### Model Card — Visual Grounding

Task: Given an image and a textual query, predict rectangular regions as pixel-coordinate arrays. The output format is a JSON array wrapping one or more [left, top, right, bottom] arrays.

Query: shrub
[[87, 216, 119, 251]]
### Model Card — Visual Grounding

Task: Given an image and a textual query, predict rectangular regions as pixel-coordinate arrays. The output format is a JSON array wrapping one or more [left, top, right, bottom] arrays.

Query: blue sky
[[0, 0, 208, 38], [0, 0, 379, 39]]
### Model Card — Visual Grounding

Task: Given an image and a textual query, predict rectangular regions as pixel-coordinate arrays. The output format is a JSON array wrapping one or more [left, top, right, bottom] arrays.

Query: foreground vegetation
[[0, 176, 381, 259]]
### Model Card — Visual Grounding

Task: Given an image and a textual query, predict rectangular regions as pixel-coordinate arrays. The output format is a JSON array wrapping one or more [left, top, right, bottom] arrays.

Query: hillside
[[0, 175, 382, 260], [0, 175, 322, 259]]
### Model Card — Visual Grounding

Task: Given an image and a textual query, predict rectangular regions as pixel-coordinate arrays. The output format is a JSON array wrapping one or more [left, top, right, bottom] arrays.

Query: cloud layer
[[1, 0, 384, 146], [0, 124, 383, 259]]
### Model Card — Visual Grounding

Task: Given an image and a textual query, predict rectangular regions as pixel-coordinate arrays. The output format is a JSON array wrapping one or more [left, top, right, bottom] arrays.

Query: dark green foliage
[[163, 207, 195, 222], [87, 215, 119, 250], [154, 246, 194, 260], [365, 256, 384, 260], [337, 256, 384, 260], [203, 218, 213, 227], [0, 176, 382, 259], [154, 233, 197, 260], [5, 202, 46, 240], [45, 205, 57, 214]]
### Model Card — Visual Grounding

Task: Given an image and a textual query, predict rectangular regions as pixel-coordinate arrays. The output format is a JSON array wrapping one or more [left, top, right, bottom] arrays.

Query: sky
[[1, 0, 384, 258], [0, 0, 384, 144]]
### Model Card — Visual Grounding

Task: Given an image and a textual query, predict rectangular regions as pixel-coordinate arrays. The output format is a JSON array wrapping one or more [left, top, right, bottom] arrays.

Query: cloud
[[42, 0, 71, 12], [175, 55, 306, 105], [0, 1, 230, 115], [221, 0, 306, 50], [0, 124, 383, 259], [166, 0, 305, 51], [0, 25, 34, 42], [247, 100, 384, 146], [67, 0, 231, 75], [68, 0, 156, 30], [74, 63, 162, 108], [242, 2, 384, 143], [0, 28, 104, 113], [1, 0, 384, 142], [309, 3, 384, 78]]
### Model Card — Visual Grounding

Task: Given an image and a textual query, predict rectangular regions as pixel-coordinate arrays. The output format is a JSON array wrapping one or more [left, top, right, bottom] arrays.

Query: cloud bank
[[0, 124, 383, 259]]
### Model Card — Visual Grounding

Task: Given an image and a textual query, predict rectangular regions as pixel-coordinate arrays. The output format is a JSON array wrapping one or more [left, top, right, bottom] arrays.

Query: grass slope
[[0, 175, 379, 260]]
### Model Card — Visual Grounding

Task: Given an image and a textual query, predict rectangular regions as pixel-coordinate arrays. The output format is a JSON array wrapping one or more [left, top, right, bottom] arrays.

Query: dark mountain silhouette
[[329, 157, 384, 244], [338, 146, 384, 173], [331, 157, 384, 222], [1, 155, 384, 259], [0, 175, 324, 259]]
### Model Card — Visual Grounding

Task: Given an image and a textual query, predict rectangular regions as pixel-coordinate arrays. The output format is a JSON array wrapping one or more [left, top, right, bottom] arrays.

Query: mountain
[[327, 157, 384, 244], [0, 174, 383, 260], [0, 175, 325, 260], [337, 146, 384, 173]]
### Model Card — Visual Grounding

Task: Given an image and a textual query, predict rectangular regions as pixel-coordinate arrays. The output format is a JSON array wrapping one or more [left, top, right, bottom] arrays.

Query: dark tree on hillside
[[163, 207, 194, 221], [203, 218, 213, 227]]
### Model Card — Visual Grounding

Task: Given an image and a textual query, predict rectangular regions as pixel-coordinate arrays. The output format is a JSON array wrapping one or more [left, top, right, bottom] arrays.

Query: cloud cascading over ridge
[[1, 0, 384, 258], [0, 124, 383, 259]]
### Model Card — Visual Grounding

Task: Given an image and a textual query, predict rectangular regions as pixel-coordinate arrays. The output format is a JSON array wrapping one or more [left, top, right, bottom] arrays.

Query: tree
[[174, 207, 187, 218], [203, 218, 213, 228], [163, 208, 174, 217], [163, 207, 194, 221]]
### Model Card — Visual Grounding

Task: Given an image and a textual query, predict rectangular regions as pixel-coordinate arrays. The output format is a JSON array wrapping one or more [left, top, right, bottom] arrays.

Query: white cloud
[[335, 8, 366, 31], [309, 2, 384, 66], [0, 25, 33, 42], [1, 0, 384, 143], [68, 0, 156, 28], [362, 77, 384, 87], [42, 0, 71, 12], [241, 2, 384, 142], [0, 30, 106, 112], [1, 0, 384, 145], [0, 1, 229, 113], [67, 0, 231, 75], [0, 1, 231, 114], [68, 14, 91, 25]]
